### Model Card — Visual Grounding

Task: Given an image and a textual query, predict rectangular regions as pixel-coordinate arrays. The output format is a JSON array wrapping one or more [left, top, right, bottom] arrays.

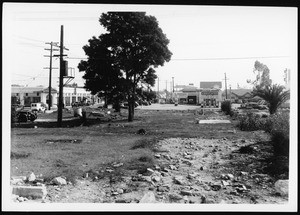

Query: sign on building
[[201, 90, 219, 95]]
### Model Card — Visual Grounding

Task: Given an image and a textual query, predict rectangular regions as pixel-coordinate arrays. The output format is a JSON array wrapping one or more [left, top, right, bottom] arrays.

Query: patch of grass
[[127, 154, 155, 174], [131, 138, 158, 150], [11, 152, 31, 159]]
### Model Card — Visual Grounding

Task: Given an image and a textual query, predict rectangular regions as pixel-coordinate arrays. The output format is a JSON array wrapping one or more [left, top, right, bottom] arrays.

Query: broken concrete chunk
[[180, 190, 193, 196], [152, 176, 161, 182], [154, 154, 161, 158], [174, 176, 185, 185], [169, 165, 177, 170], [169, 193, 183, 201], [112, 162, 123, 168], [12, 186, 47, 199], [274, 180, 288, 196], [139, 191, 157, 203], [27, 172, 36, 182], [51, 177, 67, 185]]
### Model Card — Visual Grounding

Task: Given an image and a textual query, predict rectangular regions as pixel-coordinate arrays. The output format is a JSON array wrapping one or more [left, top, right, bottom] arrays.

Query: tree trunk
[[128, 95, 134, 122]]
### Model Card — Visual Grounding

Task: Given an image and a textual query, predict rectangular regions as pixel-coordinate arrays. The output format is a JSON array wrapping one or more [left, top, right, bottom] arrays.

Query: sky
[[3, 3, 297, 91]]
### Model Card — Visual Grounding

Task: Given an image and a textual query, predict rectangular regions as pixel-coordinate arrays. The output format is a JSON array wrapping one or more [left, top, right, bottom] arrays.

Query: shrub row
[[236, 111, 289, 157]]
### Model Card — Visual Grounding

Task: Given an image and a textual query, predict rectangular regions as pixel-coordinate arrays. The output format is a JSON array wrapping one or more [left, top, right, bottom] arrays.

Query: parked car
[[120, 102, 139, 109], [31, 103, 46, 112], [16, 110, 37, 122]]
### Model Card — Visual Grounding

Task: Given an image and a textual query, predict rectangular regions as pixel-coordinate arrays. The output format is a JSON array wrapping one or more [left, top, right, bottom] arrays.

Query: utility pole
[[225, 73, 227, 99], [56, 25, 69, 127], [229, 85, 232, 102], [44, 42, 59, 110], [172, 77, 174, 93]]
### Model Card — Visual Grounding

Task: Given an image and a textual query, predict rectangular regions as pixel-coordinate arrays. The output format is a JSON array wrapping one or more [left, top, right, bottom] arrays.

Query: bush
[[237, 111, 290, 157], [268, 112, 289, 157], [11, 106, 18, 124], [236, 112, 266, 131], [221, 101, 232, 115]]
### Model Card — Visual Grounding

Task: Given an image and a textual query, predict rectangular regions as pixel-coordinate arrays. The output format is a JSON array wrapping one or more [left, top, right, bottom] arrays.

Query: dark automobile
[[17, 110, 37, 123]]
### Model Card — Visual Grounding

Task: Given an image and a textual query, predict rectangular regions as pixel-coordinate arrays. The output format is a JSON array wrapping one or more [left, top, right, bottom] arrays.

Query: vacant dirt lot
[[9, 105, 289, 206]]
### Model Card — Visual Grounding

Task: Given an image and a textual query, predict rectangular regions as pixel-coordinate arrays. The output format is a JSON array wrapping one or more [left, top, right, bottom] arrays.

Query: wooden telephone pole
[[56, 25, 69, 127], [224, 73, 228, 99], [44, 42, 59, 110]]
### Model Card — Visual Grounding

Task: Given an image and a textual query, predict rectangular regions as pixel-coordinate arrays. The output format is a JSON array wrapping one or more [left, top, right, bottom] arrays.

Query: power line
[[66, 55, 289, 61], [171, 56, 289, 61]]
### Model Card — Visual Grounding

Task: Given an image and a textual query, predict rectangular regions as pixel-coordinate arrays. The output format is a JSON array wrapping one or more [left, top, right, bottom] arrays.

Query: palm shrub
[[221, 100, 232, 115], [252, 84, 290, 114]]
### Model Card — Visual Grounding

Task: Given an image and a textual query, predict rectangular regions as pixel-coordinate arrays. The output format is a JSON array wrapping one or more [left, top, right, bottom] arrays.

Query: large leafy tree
[[78, 37, 125, 108], [253, 61, 272, 89], [79, 12, 172, 121], [253, 84, 290, 114]]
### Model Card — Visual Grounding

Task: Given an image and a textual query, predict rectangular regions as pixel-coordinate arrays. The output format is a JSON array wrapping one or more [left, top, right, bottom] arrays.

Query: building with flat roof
[[11, 85, 100, 108]]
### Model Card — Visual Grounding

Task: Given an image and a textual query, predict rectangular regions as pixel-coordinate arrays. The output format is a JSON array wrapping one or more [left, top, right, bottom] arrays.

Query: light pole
[[172, 77, 174, 93]]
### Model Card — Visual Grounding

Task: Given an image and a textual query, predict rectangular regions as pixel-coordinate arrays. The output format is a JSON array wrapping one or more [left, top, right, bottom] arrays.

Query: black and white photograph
[[2, 1, 297, 212]]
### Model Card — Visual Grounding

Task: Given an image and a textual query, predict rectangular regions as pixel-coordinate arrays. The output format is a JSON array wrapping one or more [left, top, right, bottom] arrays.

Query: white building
[[11, 85, 100, 108]]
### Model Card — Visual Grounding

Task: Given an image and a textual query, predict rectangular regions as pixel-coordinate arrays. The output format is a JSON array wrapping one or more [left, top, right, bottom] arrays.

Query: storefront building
[[11, 85, 100, 108]]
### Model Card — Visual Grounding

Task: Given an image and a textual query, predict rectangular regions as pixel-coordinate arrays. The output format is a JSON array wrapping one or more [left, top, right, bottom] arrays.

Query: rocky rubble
[[11, 137, 289, 204], [10, 172, 71, 203]]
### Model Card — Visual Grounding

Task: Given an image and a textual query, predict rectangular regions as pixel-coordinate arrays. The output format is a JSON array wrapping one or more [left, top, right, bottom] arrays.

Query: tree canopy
[[252, 60, 272, 89], [78, 12, 172, 121]]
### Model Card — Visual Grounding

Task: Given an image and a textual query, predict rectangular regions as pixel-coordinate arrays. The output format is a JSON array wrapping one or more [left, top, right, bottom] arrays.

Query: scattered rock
[[169, 193, 183, 201], [17, 196, 25, 202], [227, 174, 234, 180], [154, 154, 161, 158], [274, 180, 288, 196], [157, 186, 169, 192], [27, 172, 36, 182], [183, 155, 193, 160], [174, 176, 185, 185], [115, 198, 131, 203], [219, 200, 227, 204], [116, 188, 124, 194], [152, 176, 161, 182], [137, 129, 146, 135], [199, 166, 207, 171], [181, 159, 193, 166], [211, 183, 222, 191], [154, 165, 161, 170], [145, 168, 155, 176], [221, 180, 230, 187], [112, 162, 123, 168], [106, 168, 114, 173], [139, 191, 157, 203], [180, 190, 193, 196], [169, 165, 177, 170], [205, 198, 215, 204], [187, 172, 198, 179], [240, 171, 249, 176], [51, 177, 67, 186]]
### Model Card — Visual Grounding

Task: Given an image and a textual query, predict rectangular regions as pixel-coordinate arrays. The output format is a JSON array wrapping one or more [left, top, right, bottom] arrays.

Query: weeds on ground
[[127, 154, 155, 174], [11, 152, 31, 159], [131, 138, 158, 150]]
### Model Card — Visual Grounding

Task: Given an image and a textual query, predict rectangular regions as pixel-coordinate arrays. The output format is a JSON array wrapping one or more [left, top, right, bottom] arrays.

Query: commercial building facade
[[173, 82, 223, 108], [11, 85, 100, 108]]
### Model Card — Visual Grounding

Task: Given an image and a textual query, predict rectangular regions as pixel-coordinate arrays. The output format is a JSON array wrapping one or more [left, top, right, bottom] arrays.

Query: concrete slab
[[199, 120, 231, 124]]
